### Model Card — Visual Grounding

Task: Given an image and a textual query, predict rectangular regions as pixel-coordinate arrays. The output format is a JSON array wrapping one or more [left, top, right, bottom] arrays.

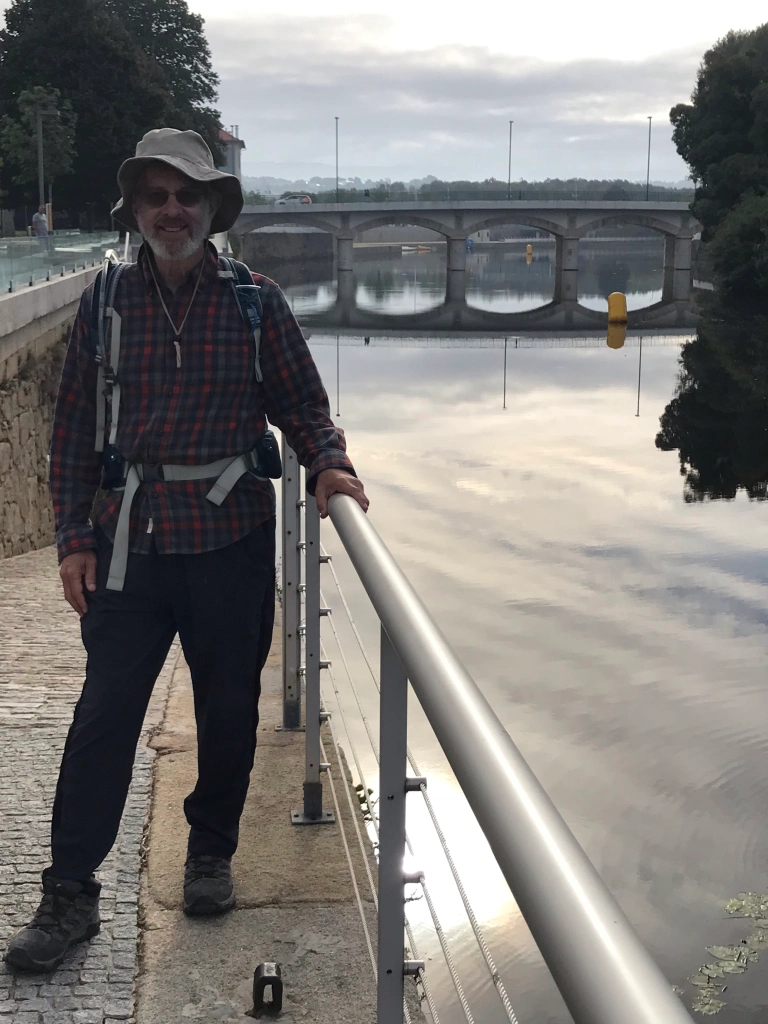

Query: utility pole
[[507, 121, 513, 200], [646, 116, 652, 201], [335, 116, 339, 203], [36, 109, 45, 208]]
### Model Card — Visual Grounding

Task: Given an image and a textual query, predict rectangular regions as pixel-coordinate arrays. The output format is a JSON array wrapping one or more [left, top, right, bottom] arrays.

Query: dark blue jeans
[[49, 521, 275, 882]]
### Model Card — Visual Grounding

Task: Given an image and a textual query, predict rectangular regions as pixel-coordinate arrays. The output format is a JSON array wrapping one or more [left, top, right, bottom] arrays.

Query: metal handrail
[[327, 492, 694, 1024]]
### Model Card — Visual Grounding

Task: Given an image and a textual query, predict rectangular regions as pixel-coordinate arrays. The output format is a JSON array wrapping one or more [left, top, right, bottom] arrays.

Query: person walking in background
[[4, 127, 369, 974], [32, 204, 52, 252]]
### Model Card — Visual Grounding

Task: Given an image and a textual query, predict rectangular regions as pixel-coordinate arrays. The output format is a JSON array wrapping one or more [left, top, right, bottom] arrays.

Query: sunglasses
[[138, 187, 207, 209]]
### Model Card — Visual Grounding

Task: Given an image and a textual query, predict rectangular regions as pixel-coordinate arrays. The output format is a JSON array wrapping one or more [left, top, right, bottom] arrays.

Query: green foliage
[[242, 190, 269, 205], [670, 24, 768, 240], [102, 0, 222, 162], [0, 0, 223, 214], [685, 893, 768, 1014], [656, 304, 768, 501], [0, 86, 76, 193], [708, 195, 768, 300]]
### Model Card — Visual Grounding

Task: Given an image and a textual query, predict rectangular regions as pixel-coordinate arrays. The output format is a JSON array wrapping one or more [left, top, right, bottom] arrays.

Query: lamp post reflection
[[503, 336, 507, 410]]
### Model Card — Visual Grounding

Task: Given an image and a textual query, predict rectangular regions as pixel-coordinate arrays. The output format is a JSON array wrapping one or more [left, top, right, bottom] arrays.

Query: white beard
[[141, 220, 209, 261]]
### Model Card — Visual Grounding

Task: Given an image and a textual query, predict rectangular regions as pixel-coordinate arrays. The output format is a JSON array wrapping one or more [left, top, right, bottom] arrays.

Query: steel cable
[[321, 557, 520, 1024], [321, 610, 475, 1024], [322, 646, 441, 1024]]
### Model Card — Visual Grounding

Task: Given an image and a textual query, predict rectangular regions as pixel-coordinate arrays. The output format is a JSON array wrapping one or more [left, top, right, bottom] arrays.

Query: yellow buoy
[[607, 291, 628, 323], [526, 243, 533, 256], [606, 323, 627, 349]]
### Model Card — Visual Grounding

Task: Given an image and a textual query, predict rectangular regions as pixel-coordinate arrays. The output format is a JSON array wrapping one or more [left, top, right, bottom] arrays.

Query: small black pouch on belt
[[100, 444, 126, 489], [248, 430, 283, 479]]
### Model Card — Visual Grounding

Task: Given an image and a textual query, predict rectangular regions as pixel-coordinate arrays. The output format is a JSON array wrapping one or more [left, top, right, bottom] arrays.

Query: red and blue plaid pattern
[[50, 242, 353, 562]]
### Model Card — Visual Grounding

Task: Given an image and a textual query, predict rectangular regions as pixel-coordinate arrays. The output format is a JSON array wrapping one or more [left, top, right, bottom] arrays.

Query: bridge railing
[[282, 443, 694, 1023], [248, 189, 694, 206]]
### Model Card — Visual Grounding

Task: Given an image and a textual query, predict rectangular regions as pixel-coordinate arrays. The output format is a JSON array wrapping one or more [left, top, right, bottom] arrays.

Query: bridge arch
[[463, 213, 565, 238], [235, 212, 342, 237], [352, 214, 451, 239], [576, 213, 681, 238]]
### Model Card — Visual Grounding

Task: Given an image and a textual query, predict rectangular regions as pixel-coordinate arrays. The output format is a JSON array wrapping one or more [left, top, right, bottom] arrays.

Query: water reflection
[[305, 326, 768, 1024], [657, 305, 768, 501], [272, 245, 692, 333]]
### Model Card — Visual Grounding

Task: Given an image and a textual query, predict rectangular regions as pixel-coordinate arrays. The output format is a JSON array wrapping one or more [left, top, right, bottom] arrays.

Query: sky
[[3, 1, 767, 183], [192, 0, 766, 183]]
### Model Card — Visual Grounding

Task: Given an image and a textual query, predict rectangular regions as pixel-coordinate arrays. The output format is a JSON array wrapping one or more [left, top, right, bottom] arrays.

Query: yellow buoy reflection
[[607, 291, 628, 323], [606, 322, 627, 349]]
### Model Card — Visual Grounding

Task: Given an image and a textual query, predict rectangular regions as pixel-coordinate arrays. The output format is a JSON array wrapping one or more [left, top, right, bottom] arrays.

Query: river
[[270, 243, 768, 1024]]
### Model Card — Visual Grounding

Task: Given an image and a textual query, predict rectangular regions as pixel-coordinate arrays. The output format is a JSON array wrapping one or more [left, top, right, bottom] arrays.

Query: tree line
[[0, 0, 221, 226], [671, 21, 768, 302]]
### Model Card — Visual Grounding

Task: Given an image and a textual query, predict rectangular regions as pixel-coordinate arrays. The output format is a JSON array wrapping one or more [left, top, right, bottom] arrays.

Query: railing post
[[378, 626, 423, 1022], [291, 488, 334, 825], [281, 438, 302, 730]]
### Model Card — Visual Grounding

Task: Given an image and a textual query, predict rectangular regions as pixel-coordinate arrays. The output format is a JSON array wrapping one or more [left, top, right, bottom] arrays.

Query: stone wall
[[242, 229, 333, 266], [0, 325, 68, 558], [0, 266, 99, 559]]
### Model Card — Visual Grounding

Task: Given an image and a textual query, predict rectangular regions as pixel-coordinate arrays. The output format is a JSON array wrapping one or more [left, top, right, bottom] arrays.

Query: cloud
[[207, 15, 699, 181]]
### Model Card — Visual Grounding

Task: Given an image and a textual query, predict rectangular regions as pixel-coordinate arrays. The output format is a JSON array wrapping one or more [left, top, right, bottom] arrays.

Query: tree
[[102, 0, 222, 162], [708, 195, 768, 301], [0, 86, 76, 199], [656, 304, 768, 501], [0, 0, 223, 217], [670, 24, 768, 239], [0, 0, 169, 213]]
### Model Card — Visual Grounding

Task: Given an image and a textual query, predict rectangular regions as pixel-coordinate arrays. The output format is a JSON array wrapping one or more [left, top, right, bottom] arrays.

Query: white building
[[218, 128, 245, 181]]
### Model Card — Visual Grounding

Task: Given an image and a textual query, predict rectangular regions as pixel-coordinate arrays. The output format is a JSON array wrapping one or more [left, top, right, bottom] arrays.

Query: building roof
[[219, 128, 246, 149]]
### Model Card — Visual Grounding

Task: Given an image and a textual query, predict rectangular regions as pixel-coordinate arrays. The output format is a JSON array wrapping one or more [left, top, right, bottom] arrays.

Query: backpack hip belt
[[90, 251, 279, 593], [106, 454, 252, 591]]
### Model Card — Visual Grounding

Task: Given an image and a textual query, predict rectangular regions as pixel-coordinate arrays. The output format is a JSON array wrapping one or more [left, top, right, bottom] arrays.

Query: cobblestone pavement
[[0, 546, 177, 1023]]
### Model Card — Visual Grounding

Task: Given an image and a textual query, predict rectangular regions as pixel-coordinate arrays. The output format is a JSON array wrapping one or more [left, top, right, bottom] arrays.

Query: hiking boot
[[4, 874, 101, 973], [183, 855, 234, 916]]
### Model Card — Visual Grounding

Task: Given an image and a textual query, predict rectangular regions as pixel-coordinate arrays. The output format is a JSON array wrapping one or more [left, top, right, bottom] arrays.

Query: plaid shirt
[[50, 242, 354, 563]]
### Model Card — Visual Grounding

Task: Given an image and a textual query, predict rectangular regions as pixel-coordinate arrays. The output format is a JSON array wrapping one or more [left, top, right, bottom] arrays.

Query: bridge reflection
[[300, 286, 700, 332]]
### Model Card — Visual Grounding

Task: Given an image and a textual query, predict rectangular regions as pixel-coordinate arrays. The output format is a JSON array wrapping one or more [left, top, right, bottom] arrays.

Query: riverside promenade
[[0, 544, 393, 1023]]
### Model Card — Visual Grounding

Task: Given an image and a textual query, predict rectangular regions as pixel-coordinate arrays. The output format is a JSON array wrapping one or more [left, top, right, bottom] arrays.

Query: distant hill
[[241, 173, 694, 198]]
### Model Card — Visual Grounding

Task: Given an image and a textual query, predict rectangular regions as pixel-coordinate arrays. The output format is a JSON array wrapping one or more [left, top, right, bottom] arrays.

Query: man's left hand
[[315, 469, 369, 519]]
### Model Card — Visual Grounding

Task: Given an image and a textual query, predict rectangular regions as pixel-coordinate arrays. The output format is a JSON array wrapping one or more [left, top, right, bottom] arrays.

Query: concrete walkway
[[0, 545, 423, 1023]]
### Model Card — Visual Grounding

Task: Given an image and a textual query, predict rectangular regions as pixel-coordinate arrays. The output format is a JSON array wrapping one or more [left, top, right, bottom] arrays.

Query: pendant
[[173, 340, 181, 368]]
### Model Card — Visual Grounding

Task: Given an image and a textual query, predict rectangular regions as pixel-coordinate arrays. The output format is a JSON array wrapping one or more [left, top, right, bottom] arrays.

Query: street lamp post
[[507, 120, 513, 200], [335, 116, 339, 203], [646, 116, 652, 201], [36, 109, 45, 208]]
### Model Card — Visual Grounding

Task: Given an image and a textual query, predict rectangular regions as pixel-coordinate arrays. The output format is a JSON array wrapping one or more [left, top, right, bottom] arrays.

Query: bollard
[[251, 962, 283, 1015]]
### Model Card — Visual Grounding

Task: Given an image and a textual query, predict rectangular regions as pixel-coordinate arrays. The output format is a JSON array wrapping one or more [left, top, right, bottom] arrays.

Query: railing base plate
[[290, 809, 335, 825]]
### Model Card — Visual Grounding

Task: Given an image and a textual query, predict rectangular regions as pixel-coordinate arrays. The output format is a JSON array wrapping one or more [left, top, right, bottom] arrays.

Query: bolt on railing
[[282, 440, 695, 1024]]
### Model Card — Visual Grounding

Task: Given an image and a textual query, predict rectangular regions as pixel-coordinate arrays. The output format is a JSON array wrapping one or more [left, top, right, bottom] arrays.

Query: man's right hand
[[60, 551, 98, 616]]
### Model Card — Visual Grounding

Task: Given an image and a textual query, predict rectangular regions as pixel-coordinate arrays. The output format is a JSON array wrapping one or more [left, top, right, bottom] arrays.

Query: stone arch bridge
[[233, 200, 700, 307]]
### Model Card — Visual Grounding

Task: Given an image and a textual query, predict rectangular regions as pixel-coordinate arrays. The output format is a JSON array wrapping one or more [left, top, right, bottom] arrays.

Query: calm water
[[274, 249, 768, 1023]]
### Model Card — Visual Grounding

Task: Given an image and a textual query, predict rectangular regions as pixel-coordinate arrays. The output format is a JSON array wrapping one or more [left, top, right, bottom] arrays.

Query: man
[[32, 203, 51, 251], [4, 128, 368, 973]]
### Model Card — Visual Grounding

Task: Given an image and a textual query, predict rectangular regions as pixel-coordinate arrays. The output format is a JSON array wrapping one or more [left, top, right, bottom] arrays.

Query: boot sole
[[183, 893, 235, 917], [4, 921, 101, 973]]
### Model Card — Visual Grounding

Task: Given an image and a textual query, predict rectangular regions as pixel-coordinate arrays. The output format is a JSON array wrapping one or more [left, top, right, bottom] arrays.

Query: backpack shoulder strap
[[218, 256, 264, 383], [92, 253, 126, 452]]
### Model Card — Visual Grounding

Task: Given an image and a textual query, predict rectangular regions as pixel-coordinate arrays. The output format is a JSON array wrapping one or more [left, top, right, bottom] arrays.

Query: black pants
[[48, 521, 276, 882]]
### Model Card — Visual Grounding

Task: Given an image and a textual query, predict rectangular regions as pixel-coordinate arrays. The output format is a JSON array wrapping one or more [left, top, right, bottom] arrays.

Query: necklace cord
[[148, 249, 207, 344]]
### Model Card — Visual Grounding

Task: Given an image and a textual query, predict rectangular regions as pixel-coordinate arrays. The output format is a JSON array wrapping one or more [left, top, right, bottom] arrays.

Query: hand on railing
[[314, 469, 369, 518]]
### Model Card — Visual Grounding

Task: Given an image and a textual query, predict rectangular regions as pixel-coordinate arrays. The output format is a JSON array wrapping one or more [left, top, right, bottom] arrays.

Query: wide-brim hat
[[110, 128, 243, 235]]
